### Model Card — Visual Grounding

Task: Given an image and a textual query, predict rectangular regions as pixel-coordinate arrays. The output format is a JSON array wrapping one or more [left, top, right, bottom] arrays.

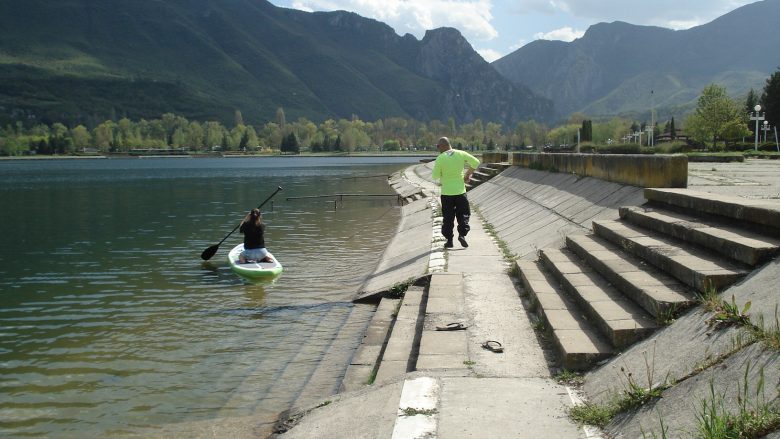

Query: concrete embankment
[[275, 156, 780, 439]]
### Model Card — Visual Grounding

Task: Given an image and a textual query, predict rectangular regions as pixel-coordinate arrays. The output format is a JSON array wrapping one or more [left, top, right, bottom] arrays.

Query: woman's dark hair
[[245, 208, 263, 226]]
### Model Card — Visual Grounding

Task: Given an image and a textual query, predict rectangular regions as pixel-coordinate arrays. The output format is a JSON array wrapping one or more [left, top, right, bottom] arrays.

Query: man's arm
[[431, 157, 442, 181], [463, 152, 480, 182]]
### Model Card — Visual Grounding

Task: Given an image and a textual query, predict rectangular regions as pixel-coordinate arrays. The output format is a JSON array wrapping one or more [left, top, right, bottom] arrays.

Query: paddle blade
[[200, 244, 219, 261]]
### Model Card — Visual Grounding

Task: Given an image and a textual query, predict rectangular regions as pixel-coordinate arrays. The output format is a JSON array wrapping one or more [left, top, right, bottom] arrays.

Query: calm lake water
[[0, 156, 426, 437]]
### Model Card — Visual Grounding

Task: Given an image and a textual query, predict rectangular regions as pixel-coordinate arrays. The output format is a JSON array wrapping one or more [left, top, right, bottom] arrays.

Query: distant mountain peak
[[0, 0, 554, 126], [493, 0, 779, 119]]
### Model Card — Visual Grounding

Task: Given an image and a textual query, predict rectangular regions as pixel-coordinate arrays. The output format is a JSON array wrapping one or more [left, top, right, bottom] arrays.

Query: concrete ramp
[[355, 196, 433, 302], [468, 166, 645, 260]]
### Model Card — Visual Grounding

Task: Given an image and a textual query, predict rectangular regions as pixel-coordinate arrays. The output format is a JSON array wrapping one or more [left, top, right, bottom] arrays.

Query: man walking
[[431, 137, 480, 248]]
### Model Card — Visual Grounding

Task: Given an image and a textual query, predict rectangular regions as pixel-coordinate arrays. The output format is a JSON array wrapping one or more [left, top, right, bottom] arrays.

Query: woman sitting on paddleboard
[[239, 208, 274, 263]]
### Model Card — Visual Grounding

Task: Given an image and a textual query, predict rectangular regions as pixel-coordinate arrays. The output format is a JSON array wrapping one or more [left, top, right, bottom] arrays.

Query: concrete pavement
[[278, 158, 780, 439], [278, 163, 589, 438]]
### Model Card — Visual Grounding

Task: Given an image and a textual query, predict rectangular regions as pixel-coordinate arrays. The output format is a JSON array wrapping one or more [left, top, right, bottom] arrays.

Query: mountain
[[493, 0, 780, 120], [0, 0, 553, 127]]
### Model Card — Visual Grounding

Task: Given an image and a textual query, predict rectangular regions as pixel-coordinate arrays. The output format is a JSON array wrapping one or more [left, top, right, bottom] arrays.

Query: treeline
[[0, 107, 655, 156], [2, 68, 777, 156]]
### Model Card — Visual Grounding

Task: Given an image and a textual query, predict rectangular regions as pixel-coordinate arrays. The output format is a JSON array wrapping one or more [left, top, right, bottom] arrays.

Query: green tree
[[205, 121, 225, 149], [93, 121, 116, 152], [276, 107, 287, 135], [186, 121, 205, 149], [0, 134, 24, 156], [261, 122, 282, 150], [580, 120, 593, 142], [280, 132, 299, 154], [71, 125, 92, 150], [760, 68, 780, 126], [685, 83, 750, 148], [382, 139, 400, 151], [244, 126, 259, 149]]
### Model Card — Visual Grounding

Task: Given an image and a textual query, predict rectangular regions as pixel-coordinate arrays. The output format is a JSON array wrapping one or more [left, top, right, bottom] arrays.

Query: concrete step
[[417, 273, 469, 371], [539, 248, 657, 348], [592, 219, 751, 293], [374, 286, 426, 384], [516, 259, 612, 370], [292, 304, 375, 410], [479, 163, 510, 175], [566, 234, 696, 318], [644, 188, 780, 236], [341, 298, 399, 392], [472, 170, 492, 180], [619, 206, 780, 266]]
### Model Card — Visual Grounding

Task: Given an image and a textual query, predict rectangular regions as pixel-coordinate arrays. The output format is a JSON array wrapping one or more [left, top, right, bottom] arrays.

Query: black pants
[[441, 193, 471, 240]]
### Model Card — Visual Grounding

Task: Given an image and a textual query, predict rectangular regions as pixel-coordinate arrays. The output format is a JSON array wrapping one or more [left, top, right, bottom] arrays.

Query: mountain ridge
[[493, 0, 780, 119], [0, 0, 553, 127]]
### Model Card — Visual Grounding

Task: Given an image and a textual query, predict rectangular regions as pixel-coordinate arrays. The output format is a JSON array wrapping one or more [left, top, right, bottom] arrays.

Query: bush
[[595, 143, 643, 154], [655, 141, 691, 154], [382, 139, 400, 151]]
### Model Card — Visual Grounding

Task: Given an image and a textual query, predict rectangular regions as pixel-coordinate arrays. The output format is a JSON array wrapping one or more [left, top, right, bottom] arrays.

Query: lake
[[0, 156, 426, 437]]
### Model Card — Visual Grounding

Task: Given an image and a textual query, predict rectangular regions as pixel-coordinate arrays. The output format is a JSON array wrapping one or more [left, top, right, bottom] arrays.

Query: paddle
[[200, 186, 283, 260]]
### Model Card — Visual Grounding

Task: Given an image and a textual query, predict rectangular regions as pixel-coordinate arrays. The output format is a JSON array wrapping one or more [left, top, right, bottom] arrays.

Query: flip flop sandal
[[435, 322, 468, 331], [481, 340, 504, 353]]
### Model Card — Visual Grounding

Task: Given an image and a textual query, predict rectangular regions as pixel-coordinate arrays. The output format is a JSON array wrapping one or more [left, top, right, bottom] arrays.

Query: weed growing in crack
[[706, 295, 752, 329], [695, 362, 780, 439]]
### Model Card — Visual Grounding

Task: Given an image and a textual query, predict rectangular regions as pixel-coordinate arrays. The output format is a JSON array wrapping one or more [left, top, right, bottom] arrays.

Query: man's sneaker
[[458, 235, 468, 247], [444, 239, 454, 248]]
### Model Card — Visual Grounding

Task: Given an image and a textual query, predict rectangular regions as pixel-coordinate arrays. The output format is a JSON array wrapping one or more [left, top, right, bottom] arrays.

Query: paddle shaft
[[201, 186, 282, 260]]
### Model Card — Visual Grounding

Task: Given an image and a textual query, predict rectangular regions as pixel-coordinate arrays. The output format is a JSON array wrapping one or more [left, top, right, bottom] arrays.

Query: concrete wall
[[481, 152, 688, 188]]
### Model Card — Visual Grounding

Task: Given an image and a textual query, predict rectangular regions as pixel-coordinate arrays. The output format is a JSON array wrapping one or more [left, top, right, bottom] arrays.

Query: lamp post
[[762, 120, 770, 143], [750, 105, 765, 151], [645, 125, 654, 147]]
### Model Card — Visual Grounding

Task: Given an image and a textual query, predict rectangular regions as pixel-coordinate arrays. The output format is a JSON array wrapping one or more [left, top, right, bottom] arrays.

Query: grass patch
[[316, 400, 332, 408], [699, 286, 779, 353], [655, 303, 682, 326], [568, 350, 668, 428], [696, 363, 780, 439], [400, 407, 437, 417], [569, 401, 614, 428], [706, 294, 752, 329], [385, 278, 416, 299], [554, 370, 584, 387], [751, 306, 780, 351]]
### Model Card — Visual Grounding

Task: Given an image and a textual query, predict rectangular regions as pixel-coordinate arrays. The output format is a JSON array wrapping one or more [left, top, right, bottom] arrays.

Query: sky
[[267, 0, 761, 62]]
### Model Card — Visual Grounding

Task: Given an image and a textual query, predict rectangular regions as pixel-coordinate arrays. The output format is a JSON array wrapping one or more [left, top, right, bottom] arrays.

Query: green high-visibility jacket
[[431, 149, 480, 195]]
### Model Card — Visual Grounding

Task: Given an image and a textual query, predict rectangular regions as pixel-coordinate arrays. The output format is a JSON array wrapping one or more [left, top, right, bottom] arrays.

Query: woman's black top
[[240, 222, 265, 249]]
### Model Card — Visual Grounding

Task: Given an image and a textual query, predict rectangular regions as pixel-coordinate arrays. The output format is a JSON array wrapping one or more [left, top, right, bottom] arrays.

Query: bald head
[[436, 137, 452, 152]]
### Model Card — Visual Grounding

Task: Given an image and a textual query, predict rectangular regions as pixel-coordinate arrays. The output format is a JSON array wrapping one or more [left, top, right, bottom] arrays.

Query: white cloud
[[509, 40, 528, 51], [288, 0, 498, 41], [533, 26, 584, 42], [476, 48, 503, 62], [505, 0, 756, 30], [555, 0, 753, 29], [665, 19, 702, 30]]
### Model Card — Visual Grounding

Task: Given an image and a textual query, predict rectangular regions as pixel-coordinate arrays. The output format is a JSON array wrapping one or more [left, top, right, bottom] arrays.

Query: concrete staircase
[[466, 162, 510, 191], [517, 188, 780, 370], [341, 273, 471, 391]]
